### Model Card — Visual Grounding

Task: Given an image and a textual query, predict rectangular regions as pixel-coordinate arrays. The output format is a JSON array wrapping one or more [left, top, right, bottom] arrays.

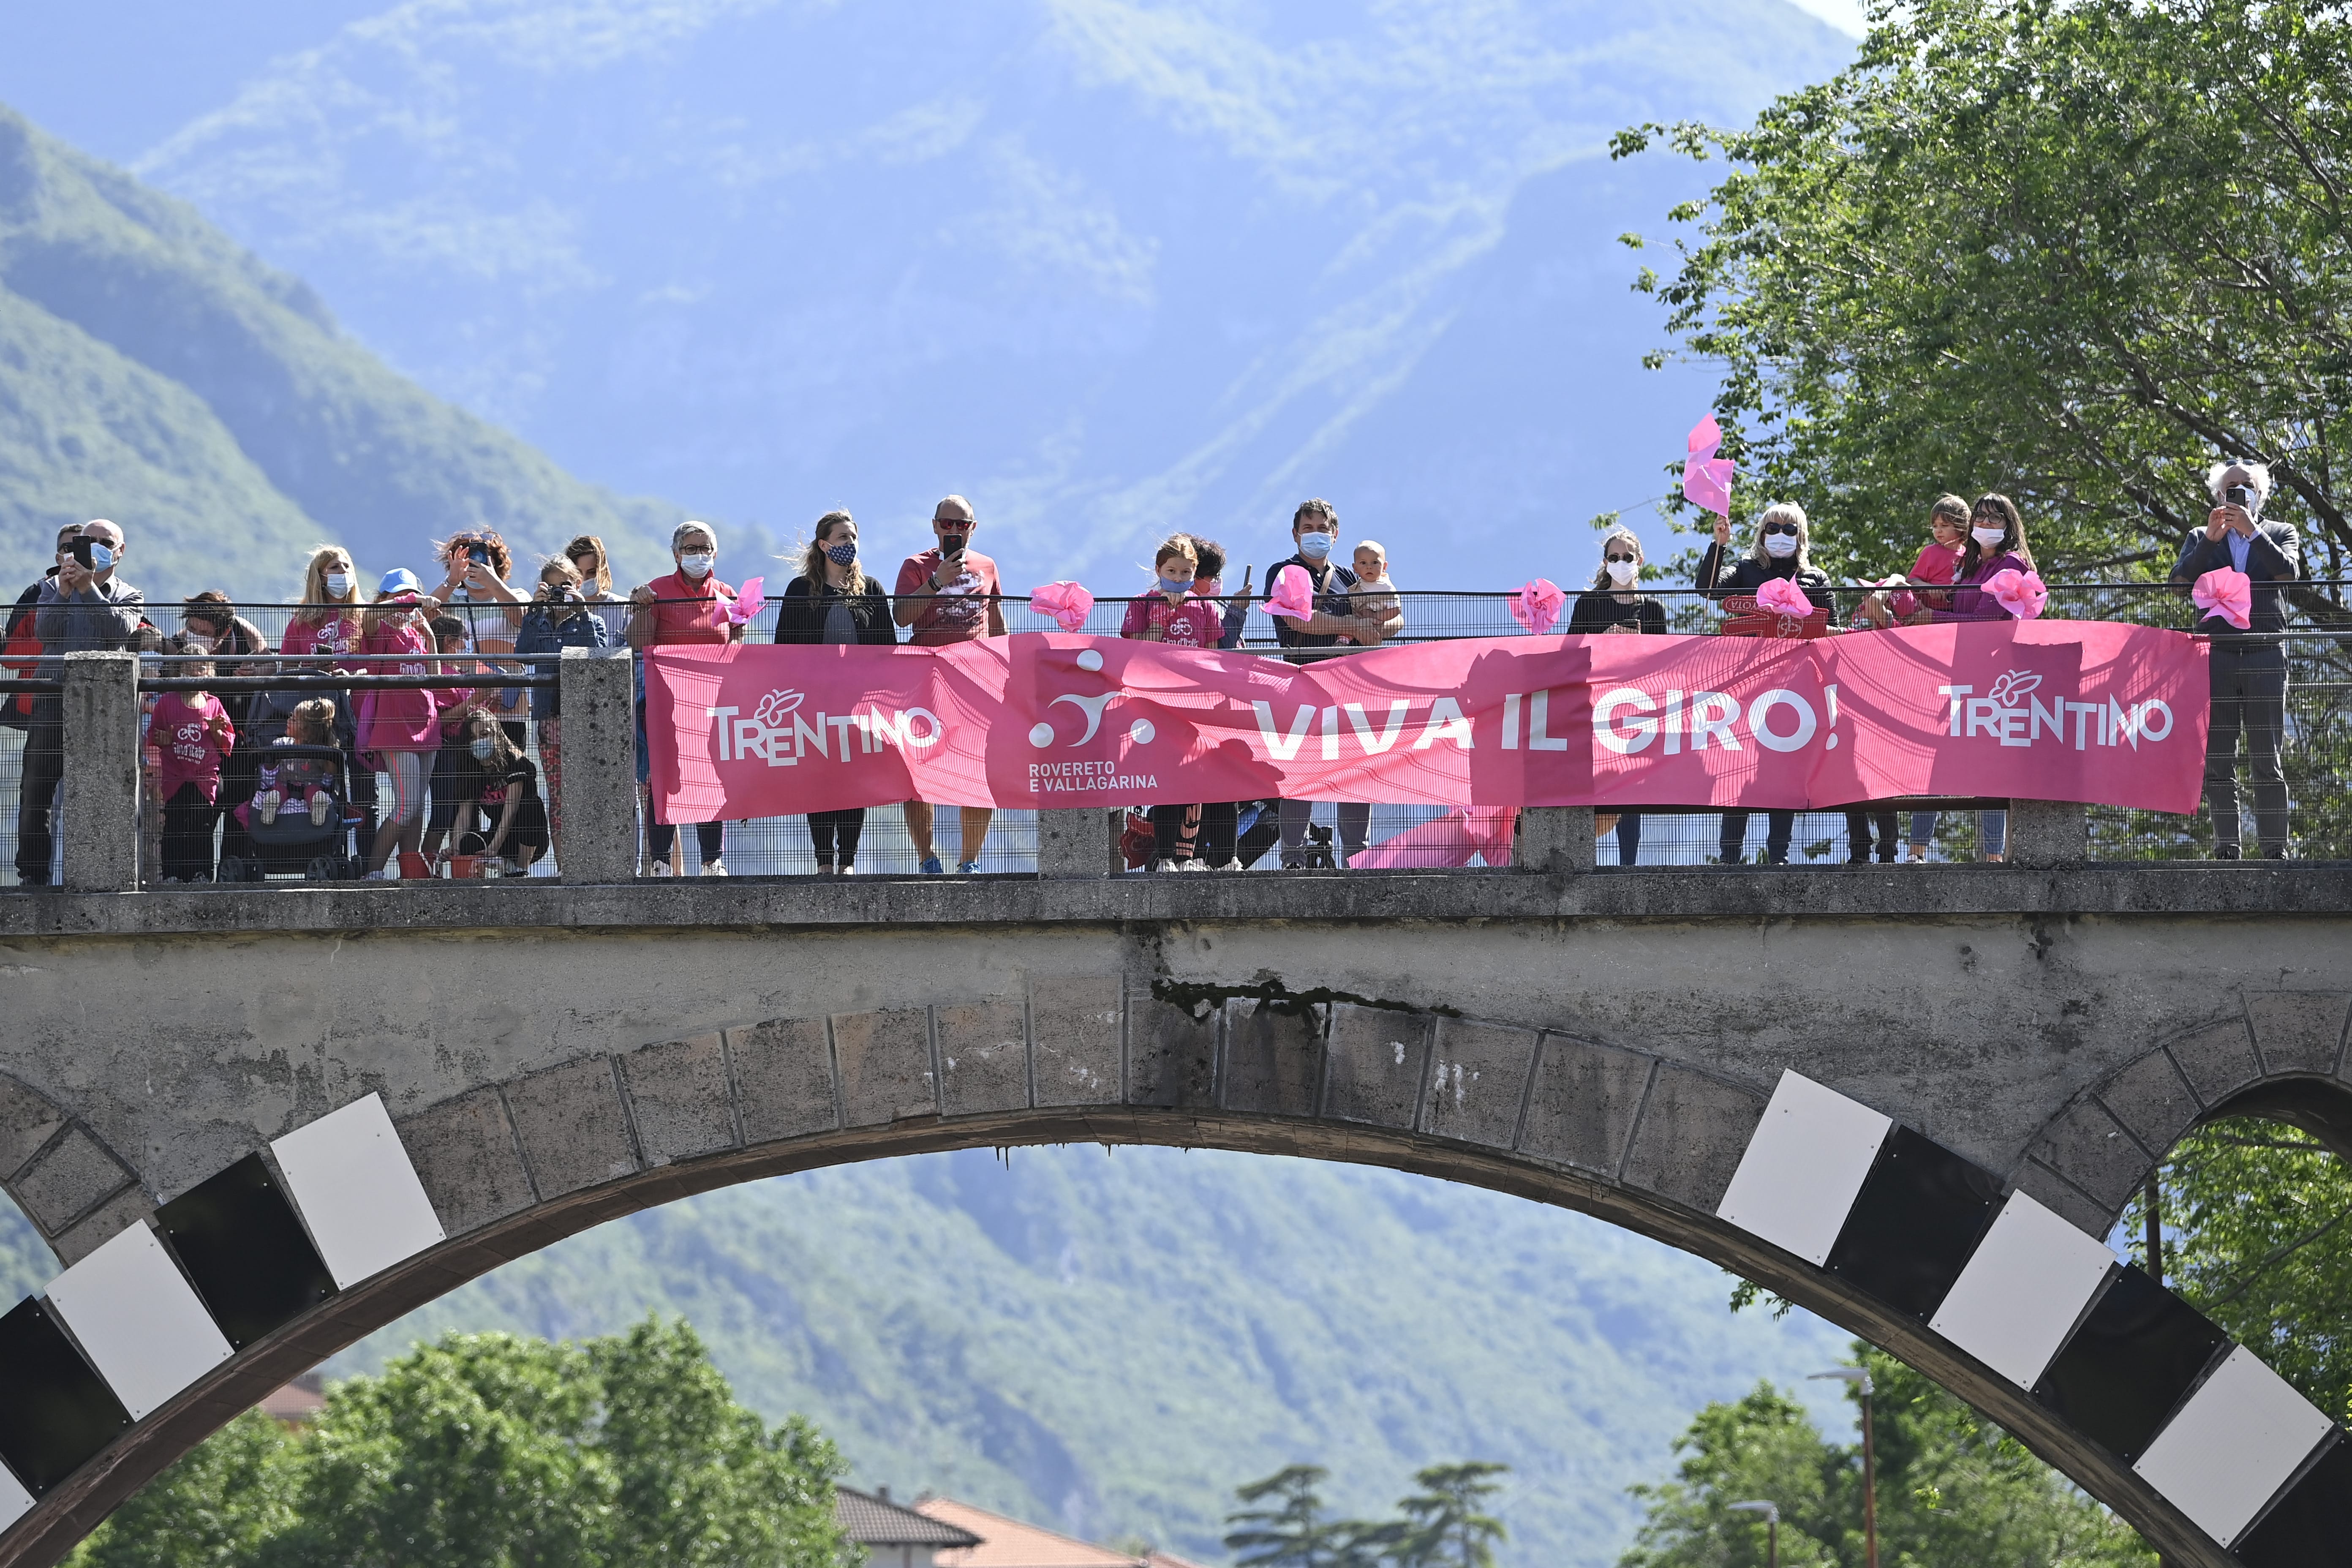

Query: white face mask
[[1606, 558, 1639, 586], [1971, 525, 2006, 548], [1762, 532, 1798, 558], [324, 572, 350, 596], [678, 551, 715, 579]]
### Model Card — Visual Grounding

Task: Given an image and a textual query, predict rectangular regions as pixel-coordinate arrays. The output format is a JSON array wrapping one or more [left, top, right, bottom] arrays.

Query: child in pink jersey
[[1119, 536, 1225, 648], [151, 636, 237, 881]]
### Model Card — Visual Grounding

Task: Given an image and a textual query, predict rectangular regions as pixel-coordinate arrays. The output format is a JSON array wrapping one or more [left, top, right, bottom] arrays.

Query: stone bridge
[[0, 862, 2346, 1567]]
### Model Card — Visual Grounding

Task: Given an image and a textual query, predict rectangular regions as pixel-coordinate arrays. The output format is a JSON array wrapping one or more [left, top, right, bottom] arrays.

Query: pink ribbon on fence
[[1029, 581, 1095, 632], [1264, 564, 1316, 622], [711, 577, 763, 629], [1509, 578, 1565, 635], [1983, 568, 2048, 621], [1754, 577, 1812, 618], [2191, 567, 2253, 630]]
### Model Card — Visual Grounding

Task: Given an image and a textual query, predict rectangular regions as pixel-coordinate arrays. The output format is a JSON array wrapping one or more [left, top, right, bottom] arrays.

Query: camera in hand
[[2224, 484, 2255, 512]]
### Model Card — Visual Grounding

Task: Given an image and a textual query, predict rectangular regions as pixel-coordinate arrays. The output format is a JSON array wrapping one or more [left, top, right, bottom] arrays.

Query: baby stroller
[[216, 743, 364, 882]]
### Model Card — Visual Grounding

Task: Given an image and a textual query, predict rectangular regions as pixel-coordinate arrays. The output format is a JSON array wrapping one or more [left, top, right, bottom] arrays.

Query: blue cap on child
[[378, 568, 422, 596]]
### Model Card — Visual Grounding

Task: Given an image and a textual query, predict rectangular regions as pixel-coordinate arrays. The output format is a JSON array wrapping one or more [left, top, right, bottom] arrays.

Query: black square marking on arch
[[1823, 1124, 2006, 1321], [154, 1152, 337, 1351], [0, 1296, 130, 1494], [2032, 1265, 2228, 1464], [2231, 1427, 2350, 1567]]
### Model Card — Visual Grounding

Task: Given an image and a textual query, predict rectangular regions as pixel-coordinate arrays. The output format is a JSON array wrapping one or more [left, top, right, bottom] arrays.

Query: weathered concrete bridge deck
[[0, 852, 2347, 1565]]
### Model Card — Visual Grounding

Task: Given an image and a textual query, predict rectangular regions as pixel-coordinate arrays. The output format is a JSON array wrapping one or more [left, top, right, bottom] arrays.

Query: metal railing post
[[558, 647, 638, 884], [60, 652, 141, 894]]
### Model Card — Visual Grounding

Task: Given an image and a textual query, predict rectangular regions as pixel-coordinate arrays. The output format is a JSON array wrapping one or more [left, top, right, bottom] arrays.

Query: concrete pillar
[[558, 647, 638, 884], [1516, 806, 1596, 874], [1037, 808, 1118, 877], [2007, 799, 2088, 867], [60, 651, 141, 894]]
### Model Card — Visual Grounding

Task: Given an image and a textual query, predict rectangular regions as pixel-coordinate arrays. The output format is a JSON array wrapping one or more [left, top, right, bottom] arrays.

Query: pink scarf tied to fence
[[1509, 578, 1565, 635], [1029, 581, 1094, 632], [1263, 564, 1316, 623], [2191, 567, 2254, 630], [1982, 568, 2049, 621], [1754, 576, 1812, 618]]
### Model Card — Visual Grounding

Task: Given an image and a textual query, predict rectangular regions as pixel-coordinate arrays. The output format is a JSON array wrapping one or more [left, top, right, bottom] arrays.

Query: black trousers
[[2205, 646, 2289, 856], [13, 702, 63, 883], [1844, 806, 1899, 862], [649, 820, 724, 865], [1149, 804, 1201, 861], [808, 808, 866, 868], [1719, 809, 1795, 865], [162, 782, 223, 882]]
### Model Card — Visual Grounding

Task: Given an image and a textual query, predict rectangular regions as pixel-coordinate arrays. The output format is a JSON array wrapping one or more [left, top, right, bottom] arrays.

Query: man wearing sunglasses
[[1698, 504, 1834, 866]]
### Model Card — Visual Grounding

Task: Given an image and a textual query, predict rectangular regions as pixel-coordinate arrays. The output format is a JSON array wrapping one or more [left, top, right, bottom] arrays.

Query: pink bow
[[2191, 567, 2252, 631], [711, 577, 763, 629], [1264, 564, 1315, 622], [1683, 415, 1734, 519], [1029, 581, 1095, 632], [1754, 577, 1812, 618], [1509, 578, 1565, 635], [1983, 568, 2049, 621]]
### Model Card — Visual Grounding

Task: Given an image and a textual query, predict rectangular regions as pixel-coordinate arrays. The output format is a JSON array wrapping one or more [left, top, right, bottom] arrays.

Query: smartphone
[[2224, 485, 2254, 512], [68, 537, 100, 569], [1240, 565, 1254, 594], [468, 543, 492, 568], [940, 532, 967, 560]]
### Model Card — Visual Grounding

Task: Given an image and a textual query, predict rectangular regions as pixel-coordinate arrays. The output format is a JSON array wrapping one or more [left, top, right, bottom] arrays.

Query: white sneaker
[[309, 792, 332, 827], [700, 860, 728, 877], [1179, 859, 1209, 872], [257, 789, 282, 825], [651, 862, 675, 878], [365, 867, 395, 881], [837, 863, 856, 876], [1151, 857, 1181, 874]]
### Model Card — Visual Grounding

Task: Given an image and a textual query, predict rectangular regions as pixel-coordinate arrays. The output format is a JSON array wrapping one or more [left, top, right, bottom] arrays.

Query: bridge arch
[[0, 981, 2342, 1568]]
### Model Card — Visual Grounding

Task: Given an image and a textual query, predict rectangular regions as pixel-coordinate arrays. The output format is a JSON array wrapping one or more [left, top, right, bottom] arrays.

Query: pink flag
[[712, 577, 764, 629], [1984, 569, 2049, 622], [1683, 416, 1734, 518], [1350, 807, 1519, 870], [1509, 578, 1565, 634], [2191, 567, 2253, 630], [1264, 564, 1316, 622], [1029, 581, 1095, 632], [1754, 577, 1812, 618]]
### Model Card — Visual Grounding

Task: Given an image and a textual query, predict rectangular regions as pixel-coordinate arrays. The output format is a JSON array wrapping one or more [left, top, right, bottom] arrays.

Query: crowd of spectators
[[0, 454, 2311, 882]]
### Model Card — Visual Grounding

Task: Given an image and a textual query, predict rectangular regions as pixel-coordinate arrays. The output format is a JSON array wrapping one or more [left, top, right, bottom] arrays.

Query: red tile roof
[[917, 1497, 1146, 1568]]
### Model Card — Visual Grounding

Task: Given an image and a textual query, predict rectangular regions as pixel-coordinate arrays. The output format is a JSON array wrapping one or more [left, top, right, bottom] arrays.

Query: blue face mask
[[1158, 572, 1193, 594], [87, 542, 114, 570], [1297, 531, 1334, 561], [825, 542, 857, 566], [469, 738, 497, 761]]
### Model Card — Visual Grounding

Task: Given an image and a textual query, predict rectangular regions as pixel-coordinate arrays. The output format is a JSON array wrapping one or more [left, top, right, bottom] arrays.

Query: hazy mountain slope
[[0, 105, 689, 597], [0, 286, 321, 594], [319, 1149, 1850, 1568], [119, 0, 1853, 590]]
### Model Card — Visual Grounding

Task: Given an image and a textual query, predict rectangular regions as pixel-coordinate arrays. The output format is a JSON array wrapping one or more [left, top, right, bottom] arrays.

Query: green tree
[[1611, 0, 2352, 607], [2125, 1117, 2352, 1425], [69, 1411, 299, 1568], [68, 1318, 844, 1568], [1618, 1347, 2155, 1567], [1391, 1462, 1508, 1568], [1226, 1465, 1345, 1568]]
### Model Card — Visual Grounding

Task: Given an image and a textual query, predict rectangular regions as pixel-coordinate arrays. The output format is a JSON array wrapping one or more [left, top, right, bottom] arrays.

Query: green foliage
[[1613, 0, 2352, 606], [1226, 1460, 1509, 1568], [66, 1319, 844, 1568], [1617, 1348, 2156, 1568], [2126, 1117, 2352, 1425]]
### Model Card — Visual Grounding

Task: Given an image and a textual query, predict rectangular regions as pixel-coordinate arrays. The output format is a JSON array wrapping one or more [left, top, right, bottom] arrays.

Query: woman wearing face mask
[[515, 558, 612, 865], [356, 571, 467, 879], [277, 546, 376, 836], [1569, 529, 1665, 866], [453, 710, 550, 874], [1920, 494, 2036, 624], [562, 534, 631, 646], [775, 511, 897, 876], [627, 521, 743, 876], [1700, 503, 1830, 866]]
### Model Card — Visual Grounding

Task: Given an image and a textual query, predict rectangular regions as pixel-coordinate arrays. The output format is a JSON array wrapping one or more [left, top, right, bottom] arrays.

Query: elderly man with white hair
[[2170, 457, 2301, 859]]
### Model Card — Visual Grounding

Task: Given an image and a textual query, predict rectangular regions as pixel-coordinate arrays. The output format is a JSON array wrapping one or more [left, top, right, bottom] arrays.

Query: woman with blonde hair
[[562, 533, 630, 645], [283, 546, 365, 664], [1698, 503, 1832, 865]]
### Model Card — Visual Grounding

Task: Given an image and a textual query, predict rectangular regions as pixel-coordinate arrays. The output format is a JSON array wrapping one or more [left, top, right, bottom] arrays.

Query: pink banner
[[642, 622, 2210, 821]]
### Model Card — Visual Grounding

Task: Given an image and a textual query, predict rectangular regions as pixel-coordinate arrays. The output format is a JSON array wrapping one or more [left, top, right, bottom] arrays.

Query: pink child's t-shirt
[[151, 692, 234, 803], [280, 614, 363, 664], [1119, 591, 1224, 649]]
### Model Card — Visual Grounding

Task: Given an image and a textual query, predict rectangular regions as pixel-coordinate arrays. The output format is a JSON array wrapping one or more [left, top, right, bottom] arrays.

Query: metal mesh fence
[[1, 580, 2344, 885]]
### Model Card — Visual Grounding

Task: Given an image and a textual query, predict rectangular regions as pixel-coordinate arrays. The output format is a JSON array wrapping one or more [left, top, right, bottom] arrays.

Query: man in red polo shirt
[[628, 520, 743, 876], [893, 494, 1004, 873]]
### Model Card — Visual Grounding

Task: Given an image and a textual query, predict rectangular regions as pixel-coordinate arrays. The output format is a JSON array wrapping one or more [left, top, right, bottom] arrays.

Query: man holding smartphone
[[21, 520, 144, 886], [893, 495, 1004, 873], [2171, 459, 2300, 859]]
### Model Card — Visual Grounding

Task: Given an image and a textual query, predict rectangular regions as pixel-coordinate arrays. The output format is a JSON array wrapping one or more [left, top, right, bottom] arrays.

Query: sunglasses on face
[[1761, 522, 1800, 536], [1605, 553, 1638, 564]]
